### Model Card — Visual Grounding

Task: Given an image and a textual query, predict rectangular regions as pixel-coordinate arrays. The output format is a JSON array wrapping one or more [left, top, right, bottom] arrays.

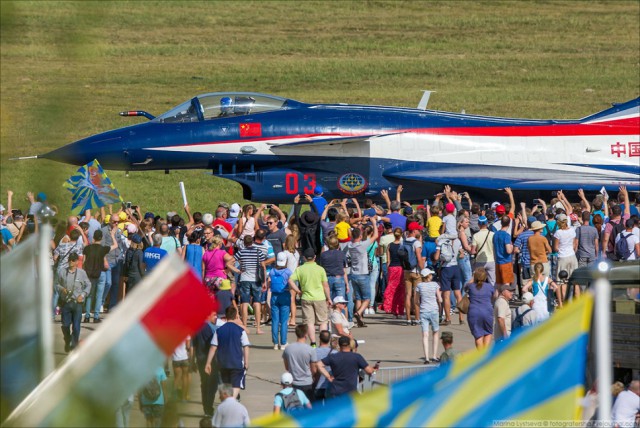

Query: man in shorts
[[204, 306, 250, 398], [288, 248, 332, 347], [493, 216, 514, 288], [228, 235, 267, 333]]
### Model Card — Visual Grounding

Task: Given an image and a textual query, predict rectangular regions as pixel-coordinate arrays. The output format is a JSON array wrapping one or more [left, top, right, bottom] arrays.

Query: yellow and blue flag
[[254, 294, 593, 428], [63, 159, 122, 215]]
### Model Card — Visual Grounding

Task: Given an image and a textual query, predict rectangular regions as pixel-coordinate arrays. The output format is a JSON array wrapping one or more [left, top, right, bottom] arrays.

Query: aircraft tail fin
[[579, 97, 639, 124]]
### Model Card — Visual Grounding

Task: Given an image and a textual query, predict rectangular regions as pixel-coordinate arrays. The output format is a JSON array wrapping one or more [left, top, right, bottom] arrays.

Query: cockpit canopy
[[154, 92, 295, 123]]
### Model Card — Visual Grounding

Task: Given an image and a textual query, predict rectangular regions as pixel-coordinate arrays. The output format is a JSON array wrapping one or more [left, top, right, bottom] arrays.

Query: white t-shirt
[[172, 338, 189, 361], [611, 389, 640, 427], [615, 231, 639, 261], [554, 227, 576, 258]]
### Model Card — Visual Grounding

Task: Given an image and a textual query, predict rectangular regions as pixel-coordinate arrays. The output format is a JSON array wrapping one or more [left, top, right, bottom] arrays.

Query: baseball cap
[[407, 221, 424, 231], [527, 216, 537, 226], [556, 213, 568, 222], [333, 296, 347, 305], [491, 201, 500, 209], [130, 234, 142, 244], [276, 252, 287, 267], [420, 268, 435, 277], [219, 279, 231, 291], [445, 203, 455, 213], [495, 205, 506, 215], [144, 212, 155, 220], [314, 185, 324, 195], [303, 248, 316, 259], [127, 224, 138, 234], [280, 372, 293, 385], [403, 206, 413, 215], [37, 192, 47, 202], [522, 292, 534, 304], [478, 215, 488, 225], [499, 283, 516, 293], [229, 203, 241, 218]]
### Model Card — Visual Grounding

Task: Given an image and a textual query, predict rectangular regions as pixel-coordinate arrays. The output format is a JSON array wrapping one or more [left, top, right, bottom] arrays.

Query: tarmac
[[53, 307, 477, 427]]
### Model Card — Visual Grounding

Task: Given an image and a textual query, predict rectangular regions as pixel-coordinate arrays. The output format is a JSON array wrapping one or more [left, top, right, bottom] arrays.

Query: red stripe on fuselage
[[161, 116, 638, 148]]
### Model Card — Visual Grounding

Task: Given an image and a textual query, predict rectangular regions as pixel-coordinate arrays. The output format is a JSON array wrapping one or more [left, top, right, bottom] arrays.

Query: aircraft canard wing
[[384, 165, 640, 191], [268, 132, 402, 150]]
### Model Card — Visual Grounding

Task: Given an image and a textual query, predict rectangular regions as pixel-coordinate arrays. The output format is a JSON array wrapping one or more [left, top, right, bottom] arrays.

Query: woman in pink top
[[202, 231, 235, 296]]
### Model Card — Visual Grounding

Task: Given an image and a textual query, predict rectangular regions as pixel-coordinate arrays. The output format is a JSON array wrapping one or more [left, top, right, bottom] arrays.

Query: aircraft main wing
[[384, 164, 640, 191]]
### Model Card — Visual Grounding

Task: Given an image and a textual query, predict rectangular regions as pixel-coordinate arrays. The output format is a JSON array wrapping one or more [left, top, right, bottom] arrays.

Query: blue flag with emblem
[[63, 159, 122, 215], [253, 294, 593, 427]]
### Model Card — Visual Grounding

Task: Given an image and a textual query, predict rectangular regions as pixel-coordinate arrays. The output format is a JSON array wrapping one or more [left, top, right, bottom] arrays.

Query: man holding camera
[[56, 252, 91, 353]]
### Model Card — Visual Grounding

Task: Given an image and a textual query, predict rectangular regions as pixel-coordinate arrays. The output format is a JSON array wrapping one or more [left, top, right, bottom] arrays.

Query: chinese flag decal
[[239, 123, 262, 137]]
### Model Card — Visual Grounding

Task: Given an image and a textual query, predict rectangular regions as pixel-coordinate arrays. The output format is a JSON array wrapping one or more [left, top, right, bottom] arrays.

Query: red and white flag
[[4, 254, 216, 427]]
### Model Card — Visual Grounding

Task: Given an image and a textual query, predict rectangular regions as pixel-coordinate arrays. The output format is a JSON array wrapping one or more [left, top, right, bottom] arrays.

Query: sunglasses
[[267, 222, 275, 225]]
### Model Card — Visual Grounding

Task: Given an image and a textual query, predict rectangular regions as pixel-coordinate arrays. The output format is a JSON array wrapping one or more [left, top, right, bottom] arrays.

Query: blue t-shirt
[[312, 196, 328, 214], [1, 228, 13, 245], [184, 244, 203, 277], [387, 212, 407, 232], [421, 240, 437, 269], [493, 230, 513, 264], [140, 366, 167, 406], [143, 246, 168, 272]]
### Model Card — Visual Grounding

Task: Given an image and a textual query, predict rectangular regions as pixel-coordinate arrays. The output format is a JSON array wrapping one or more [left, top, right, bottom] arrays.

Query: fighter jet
[[31, 92, 640, 202]]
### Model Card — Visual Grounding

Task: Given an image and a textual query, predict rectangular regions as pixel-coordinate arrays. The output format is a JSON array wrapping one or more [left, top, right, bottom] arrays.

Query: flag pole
[[594, 261, 612, 423], [37, 224, 54, 378]]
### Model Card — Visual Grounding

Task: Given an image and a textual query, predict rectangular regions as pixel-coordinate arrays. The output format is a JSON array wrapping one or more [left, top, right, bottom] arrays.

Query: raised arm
[[380, 189, 391, 209], [271, 204, 287, 223], [577, 189, 591, 212], [352, 198, 362, 219], [505, 187, 515, 215], [184, 204, 194, 228], [620, 185, 630, 217], [395, 185, 403, 202], [557, 190, 573, 215]]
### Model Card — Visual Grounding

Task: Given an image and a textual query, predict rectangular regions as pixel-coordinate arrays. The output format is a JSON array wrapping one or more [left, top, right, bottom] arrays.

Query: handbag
[[458, 295, 470, 314]]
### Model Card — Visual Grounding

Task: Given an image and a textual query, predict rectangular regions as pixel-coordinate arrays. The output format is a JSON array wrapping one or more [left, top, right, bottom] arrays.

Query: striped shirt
[[234, 246, 266, 282], [514, 230, 534, 268]]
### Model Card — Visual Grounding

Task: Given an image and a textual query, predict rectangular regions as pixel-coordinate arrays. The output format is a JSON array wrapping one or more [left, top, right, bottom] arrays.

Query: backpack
[[141, 377, 161, 402], [512, 307, 534, 331], [544, 222, 558, 249], [397, 240, 417, 270], [439, 238, 455, 264], [614, 232, 633, 261], [608, 220, 627, 260], [124, 248, 139, 276], [270, 269, 288, 293], [276, 389, 303, 413]]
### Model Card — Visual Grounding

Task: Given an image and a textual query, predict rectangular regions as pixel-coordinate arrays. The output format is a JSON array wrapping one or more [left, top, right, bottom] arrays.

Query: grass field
[[1, 1, 638, 217]]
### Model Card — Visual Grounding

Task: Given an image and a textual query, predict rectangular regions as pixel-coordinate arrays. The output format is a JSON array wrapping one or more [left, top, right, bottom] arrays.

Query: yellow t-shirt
[[335, 221, 351, 241], [427, 216, 443, 239]]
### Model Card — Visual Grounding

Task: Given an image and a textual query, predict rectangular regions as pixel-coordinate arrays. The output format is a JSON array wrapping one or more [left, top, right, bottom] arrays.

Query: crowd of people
[[1, 183, 639, 427]]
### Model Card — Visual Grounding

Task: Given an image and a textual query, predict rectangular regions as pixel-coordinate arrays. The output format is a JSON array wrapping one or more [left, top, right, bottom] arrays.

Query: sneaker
[[100, 305, 104, 313], [55, 307, 61, 316], [411, 320, 418, 326], [439, 320, 451, 326], [280, 344, 287, 351], [83, 318, 90, 323], [273, 344, 279, 350]]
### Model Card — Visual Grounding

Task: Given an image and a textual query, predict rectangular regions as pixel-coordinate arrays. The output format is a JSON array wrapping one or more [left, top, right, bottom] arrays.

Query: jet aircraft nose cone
[[41, 143, 84, 165]]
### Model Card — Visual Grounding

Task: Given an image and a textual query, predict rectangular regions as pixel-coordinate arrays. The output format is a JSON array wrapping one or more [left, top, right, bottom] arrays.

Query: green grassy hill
[[1, 1, 638, 216]]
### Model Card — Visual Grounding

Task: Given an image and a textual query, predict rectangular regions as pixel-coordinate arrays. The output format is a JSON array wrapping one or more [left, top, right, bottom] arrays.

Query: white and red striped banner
[[4, 254, 216, 427]]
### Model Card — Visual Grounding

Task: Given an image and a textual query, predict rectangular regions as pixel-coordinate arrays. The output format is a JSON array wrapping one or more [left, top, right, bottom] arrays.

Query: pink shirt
[[203, 248, 227, 278]]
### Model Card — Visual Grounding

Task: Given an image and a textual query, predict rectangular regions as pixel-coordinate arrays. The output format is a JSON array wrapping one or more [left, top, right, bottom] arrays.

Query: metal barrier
[[360, 365, 437, 392]]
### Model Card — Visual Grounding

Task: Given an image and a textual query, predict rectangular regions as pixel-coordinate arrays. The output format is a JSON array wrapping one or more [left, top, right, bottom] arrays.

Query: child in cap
[[215, 279, 236, 321], [416, 268, 442, 364], [439, 331, 457, 363]]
